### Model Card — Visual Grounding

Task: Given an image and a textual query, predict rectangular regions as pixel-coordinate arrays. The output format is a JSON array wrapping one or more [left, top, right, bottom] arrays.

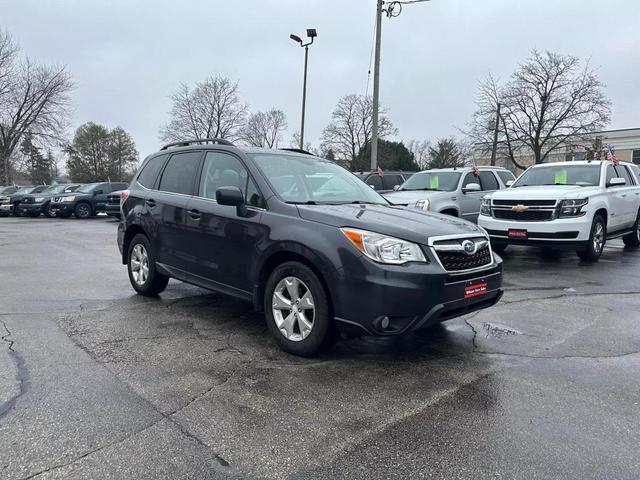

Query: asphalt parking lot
[[1, 216, 639, 480]]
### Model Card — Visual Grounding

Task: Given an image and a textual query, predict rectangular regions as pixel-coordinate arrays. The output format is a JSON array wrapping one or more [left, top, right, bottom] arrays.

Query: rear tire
[[577, 215, 606, 261], [74, 202, 92, 219], [622, 210, 640, 248], [263, 261, 336, 356], [127, 233, 169, 296]]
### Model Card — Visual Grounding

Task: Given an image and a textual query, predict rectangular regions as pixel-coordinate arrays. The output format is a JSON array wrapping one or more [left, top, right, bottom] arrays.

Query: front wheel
[[577, 215, 606, 261], [74, 202, 92, 219], [264, 262, 336, 356], [622, 210, 640, 248], [127, 234, 169, 296], [44, 204, 55, 218]]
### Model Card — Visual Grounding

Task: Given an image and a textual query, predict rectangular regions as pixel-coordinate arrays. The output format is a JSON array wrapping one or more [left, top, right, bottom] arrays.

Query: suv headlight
[[480, 198, 491, 216], [61, 195, 76, 203], [35, 197, 45, 202], [558, 198, 588, 218], [341, 228, 427, 265], [415, 199, 430, 211]]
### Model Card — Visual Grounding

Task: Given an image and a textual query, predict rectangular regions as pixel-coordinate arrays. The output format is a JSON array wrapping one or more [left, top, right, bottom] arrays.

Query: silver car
[[383, 166, 515, 223]]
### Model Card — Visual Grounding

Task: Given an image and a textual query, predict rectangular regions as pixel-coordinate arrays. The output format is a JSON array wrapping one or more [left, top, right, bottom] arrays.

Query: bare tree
[[289, 131, 314, 153], [468, 51, 610, 170], [243, 109, 287, 148], [159, 76, 248, 144], [320, 94, 397, 170], [0, 30, 73, 184], [407, 139, 430, 170]]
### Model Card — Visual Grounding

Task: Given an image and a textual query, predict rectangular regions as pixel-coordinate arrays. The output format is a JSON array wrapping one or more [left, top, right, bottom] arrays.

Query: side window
[[617, 166, 634, 186], [605, 165, 619, 186], [496, 170, 515, 186], [137, 154, 168, 189], [478, 171, 499, 191], [630, 165, 640, 183], [158, 151, 202, 195], [93, 184, 106, 194], [462, 172, 480, 188], [382, 174, 403, 190], [632, 149, 640, 165], [198, 152, 264, 208], [365, 175, 383, 190]]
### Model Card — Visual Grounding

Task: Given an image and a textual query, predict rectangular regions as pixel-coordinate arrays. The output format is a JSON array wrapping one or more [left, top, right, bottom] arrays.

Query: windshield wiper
[[286, 200, 318, 205], [404, 187, 440, 191]]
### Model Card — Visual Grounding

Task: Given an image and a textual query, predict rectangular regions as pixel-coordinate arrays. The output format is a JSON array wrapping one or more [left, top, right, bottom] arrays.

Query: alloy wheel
[[130, 244, 149, 286], [593, 222, 604, 253], [77, 204, 90, 218], [272, 276, 315, 342]]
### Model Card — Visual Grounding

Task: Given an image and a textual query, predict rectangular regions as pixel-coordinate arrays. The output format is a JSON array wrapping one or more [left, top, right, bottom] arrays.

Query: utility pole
[[490, 102, 501, 166], [370, 0, 384, 172]]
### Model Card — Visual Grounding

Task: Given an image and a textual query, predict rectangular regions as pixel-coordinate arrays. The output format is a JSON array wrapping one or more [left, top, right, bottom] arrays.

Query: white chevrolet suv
[[478, 161, 640, 261]]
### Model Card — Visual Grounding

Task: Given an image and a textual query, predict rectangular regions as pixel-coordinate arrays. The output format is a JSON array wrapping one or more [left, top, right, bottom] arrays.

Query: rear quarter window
[[158, 151, 202, 195]]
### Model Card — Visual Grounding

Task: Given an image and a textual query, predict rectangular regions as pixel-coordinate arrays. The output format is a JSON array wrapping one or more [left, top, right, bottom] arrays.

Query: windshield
[[77, 183, 99, 193], [399, 171, 461, 192], [512, 165, 601, 187], [46, 184, 75, 194], [13, 187, 34, 195], [250, 153, 388, 205]]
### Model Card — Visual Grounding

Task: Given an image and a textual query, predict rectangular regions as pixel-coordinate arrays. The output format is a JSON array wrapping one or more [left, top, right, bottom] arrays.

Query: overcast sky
[[2, 0, 639, 159]]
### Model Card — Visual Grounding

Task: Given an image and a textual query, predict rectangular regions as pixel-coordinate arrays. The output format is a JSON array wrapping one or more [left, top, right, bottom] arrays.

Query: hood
[[490, 185, 599, 200], [297, 203, 482, 245], [24, 192, 56, 201], [383, 190, 449, 205]]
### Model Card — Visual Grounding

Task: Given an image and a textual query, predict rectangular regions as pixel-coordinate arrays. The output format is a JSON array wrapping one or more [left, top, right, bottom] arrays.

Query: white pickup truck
[[478, 161, 640, 261]]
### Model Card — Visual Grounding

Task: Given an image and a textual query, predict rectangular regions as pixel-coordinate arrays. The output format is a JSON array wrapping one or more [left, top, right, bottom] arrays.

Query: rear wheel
[[74, 202, 92, 219], [577, 215, 606, 261], [622, 210, 640, 248], [127, 234, 169, 296], [264, 261, 336, 356]]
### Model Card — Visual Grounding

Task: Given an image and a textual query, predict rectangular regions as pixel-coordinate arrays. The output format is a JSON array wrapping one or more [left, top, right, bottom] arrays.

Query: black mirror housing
[[216, 186, 247, 216]]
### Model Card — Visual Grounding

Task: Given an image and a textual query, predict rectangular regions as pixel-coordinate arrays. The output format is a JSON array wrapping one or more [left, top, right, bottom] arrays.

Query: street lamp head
[[306, 28, 317, 38], [289, 34, 302, 44]]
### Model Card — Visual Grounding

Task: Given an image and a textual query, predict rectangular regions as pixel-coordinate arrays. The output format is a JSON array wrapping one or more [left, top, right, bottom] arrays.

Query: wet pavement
[[1, 216, 639, 479]]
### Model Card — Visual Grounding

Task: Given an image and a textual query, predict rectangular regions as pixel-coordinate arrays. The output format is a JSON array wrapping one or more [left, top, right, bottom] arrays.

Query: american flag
[[471, 160, 480, 176], [605, 144, 619, 166], [377, 165, 384, 177]]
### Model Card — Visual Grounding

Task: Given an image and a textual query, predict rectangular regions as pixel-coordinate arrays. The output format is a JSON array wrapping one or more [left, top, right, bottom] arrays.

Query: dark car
[[0, 186, 20, 195], [354, 171, 414, 194], [49, 182, 128, 219], [0, 186, 48, 217], [106, 190, 124, 219], [19, 184, 82, 217], [118, 140, 502, 355]]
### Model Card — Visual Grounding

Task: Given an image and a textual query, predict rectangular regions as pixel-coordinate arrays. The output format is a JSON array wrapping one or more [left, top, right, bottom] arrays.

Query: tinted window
[[496, 170, 515, 186], [630, 165, 640, 183], [137, 154, 168, 189], [159, 152, 201, 195], [632, 150, 640, 165], [382, 174, 403, 190], [605, 165, 618, 185], [479, 171, 499, 191], [462, 173, 481, 189], [199, 151, 264, 208], [616, 166, 634, 186], [366, 175, 383, 190]]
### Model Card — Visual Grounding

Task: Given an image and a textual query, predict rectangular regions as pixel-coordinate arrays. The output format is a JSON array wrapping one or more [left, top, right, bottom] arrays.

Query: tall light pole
[[290, 28, 317, 150], [370, 0, 430, 171]]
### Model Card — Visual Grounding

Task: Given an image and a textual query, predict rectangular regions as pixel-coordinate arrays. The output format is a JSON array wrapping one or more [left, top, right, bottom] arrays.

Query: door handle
[[145, 199, 156, 208], [188, 209, 201, 220], [621, 194, 627, 198]]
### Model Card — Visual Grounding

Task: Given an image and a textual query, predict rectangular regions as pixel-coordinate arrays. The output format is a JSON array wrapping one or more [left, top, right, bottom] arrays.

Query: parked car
[[353, 171, 414, 193], [118, 139, 503, 356], [49, 182, 128, 218], [0, 186, 20, 195], [106, 190, 124, 219], [478, 161, 640, 260], [383, 166, 515, 223], [0, 185, 48, 217], [19, 184, 82, 217]]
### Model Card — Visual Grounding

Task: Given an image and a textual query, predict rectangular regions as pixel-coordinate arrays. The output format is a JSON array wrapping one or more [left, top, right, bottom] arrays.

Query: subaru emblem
[[462, 239, 477, 255]]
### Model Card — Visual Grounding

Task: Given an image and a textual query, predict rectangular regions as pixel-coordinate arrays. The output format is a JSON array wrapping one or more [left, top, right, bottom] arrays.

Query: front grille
[[436, 246, 492, 272], [21, 197, 34, 204], [493, 209, 553, 221], [493, 199, 557, 206]]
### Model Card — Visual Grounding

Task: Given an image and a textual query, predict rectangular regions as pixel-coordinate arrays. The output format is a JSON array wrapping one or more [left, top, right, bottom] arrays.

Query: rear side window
[[479, 171, 499, 191], [617, 166, 634, 186], [382, 174, 403, 190], [365, 175, 383, 190], [630, 165, 640, 183], [137, 154, 168, 189], [496, 170, 515, 186], [158, 151, 202, 195]]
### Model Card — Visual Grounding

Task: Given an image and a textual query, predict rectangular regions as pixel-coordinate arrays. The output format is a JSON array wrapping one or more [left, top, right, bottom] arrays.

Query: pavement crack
[[475, 350, 640, 360], [0, 320, 29, 420], [502, 290, 640, 305]]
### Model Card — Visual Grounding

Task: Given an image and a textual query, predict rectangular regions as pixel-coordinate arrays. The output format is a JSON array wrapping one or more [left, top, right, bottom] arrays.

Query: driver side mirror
[[607, 177, 626, 187], [393, 184, 401, 191], [368, 184, 376, 189], [216, 186, 247, 216], [506, 180, 514, 187], [462, 183, 481, 194]]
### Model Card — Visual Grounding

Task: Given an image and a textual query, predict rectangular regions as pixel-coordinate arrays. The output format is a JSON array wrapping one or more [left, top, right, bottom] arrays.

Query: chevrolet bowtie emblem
[[512, 204, 528, 213]]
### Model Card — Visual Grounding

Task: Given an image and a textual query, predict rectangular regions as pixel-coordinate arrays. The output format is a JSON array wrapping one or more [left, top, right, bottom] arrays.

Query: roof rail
[[160, 138, 234, 150], [279, 147, 313, 156]]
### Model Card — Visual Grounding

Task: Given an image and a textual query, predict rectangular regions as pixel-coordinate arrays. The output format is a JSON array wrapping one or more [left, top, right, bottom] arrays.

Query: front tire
[[127, 233, 169, 296], [577, 215, 606, 261], [264, 261, 336, 356], [74, 202, 92, 219], [44, 204, 55, 218], [622, 210, 640, 248]]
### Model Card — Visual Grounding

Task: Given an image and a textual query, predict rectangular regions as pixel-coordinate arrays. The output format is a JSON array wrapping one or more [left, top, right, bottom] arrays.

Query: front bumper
[[49, 202, 75, 216], [478, 214, 592, 245], [0, 204, 12, 216], [19, 203, 45, 215], [331, 255, 503, 336]]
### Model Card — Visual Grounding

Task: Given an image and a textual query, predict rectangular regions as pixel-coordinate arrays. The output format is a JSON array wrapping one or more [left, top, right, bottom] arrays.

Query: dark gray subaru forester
[[118, 139, 503, 356]]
